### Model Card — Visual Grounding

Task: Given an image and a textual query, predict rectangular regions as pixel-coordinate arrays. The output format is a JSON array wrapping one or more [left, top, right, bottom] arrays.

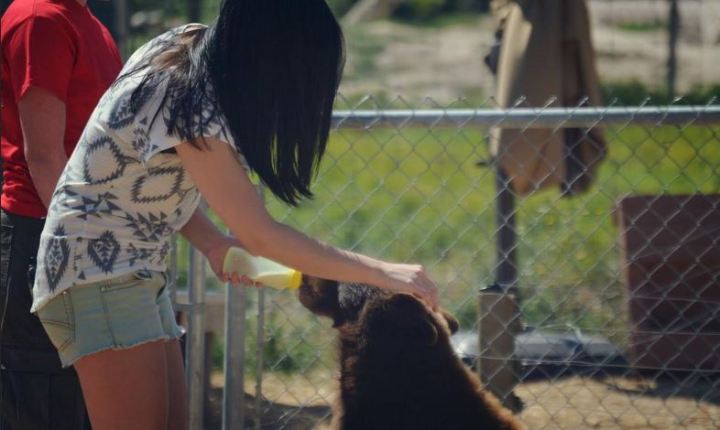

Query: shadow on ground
[[603, 372, 720, 406], [205, 387, 331, 430]]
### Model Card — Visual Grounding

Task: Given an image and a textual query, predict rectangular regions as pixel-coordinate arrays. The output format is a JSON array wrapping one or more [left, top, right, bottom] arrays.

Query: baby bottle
[[223, 247, 302, 290]]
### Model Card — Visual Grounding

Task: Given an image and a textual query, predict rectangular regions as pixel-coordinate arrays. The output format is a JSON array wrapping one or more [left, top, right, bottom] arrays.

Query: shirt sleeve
[[139, 88, 249, 170], [5, 16, 75, 103]]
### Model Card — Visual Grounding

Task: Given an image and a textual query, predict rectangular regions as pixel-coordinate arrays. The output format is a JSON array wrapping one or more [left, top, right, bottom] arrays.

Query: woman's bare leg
[[74, 340, 186, 430], [164, 339, 188, 430]]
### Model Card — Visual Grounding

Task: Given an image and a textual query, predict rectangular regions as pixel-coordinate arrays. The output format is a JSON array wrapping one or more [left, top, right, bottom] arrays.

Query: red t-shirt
[[1, 0, 122, 218]]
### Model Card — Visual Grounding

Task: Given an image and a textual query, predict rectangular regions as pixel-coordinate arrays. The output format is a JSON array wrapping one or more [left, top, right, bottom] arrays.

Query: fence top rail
[[331, 105, 720, 129]]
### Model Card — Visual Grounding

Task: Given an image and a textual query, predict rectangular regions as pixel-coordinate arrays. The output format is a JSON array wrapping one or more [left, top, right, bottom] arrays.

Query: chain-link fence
[[172, 102, 720, 430]]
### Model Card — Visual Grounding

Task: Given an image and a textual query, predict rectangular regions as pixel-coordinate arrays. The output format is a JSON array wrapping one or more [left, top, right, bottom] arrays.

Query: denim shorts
[[36, 270, 184, 367]]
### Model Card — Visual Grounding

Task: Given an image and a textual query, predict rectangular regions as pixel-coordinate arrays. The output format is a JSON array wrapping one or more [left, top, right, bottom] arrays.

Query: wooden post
[[479, 291, 522, 411], [188, 0, 202, 24], [113, 0, 129, 58], [494, 169, 517, 289], [667, 0, 680, 98], [477, 167, 522, 412]]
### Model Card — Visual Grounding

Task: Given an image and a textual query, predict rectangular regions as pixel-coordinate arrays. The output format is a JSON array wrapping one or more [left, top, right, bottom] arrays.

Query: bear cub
[[298, 277, 524, 430]]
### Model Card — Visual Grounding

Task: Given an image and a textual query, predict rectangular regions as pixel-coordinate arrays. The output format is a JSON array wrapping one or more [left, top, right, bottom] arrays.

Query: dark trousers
[[0, 210, 90, 430]]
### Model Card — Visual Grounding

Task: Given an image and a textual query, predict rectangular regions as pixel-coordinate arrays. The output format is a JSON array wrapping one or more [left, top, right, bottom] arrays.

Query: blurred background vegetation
[[3, 0, 716, 105]]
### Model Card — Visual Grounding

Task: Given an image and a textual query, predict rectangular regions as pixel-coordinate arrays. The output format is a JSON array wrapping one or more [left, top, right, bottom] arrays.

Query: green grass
[[602, 81, 720, 106], [617, 21, 666, 33], [180, 123, 719, 373], [391, 11, 486, 28]]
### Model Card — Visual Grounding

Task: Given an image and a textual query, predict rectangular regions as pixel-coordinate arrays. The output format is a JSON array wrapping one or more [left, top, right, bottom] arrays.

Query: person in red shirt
[[0, 0, 121, 428]]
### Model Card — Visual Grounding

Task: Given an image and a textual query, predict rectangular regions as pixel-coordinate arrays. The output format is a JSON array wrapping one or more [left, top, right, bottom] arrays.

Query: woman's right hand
[[377, 263, 439, 310]]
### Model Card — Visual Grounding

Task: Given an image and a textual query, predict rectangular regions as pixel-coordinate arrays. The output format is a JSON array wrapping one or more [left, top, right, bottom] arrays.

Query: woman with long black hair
[[31, 1, 438, 428]]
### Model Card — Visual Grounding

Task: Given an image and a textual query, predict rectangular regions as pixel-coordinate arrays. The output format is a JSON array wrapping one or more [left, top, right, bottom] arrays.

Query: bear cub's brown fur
[[298, 277, 524, 430]]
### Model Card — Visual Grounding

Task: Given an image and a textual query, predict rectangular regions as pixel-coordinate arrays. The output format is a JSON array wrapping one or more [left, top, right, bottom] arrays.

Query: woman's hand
[[203, 236, 257, 287], [179, 209, 259, 287], [377, 263, 439, 310]]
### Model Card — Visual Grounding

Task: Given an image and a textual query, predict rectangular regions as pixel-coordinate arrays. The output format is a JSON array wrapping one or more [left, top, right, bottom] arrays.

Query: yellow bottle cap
[[288, 270, 302, 289]]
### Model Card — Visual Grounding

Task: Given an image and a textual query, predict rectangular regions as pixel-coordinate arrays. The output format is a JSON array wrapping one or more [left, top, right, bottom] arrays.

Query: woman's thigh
[[165, 339, 188, 430], [75, 339, 187, 430]]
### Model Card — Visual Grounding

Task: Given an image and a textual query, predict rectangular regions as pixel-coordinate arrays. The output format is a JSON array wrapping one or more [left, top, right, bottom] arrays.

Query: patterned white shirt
[[32, 25, 244, 312]]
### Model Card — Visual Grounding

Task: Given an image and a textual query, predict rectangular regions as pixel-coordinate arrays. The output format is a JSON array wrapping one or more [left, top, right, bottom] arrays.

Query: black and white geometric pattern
[[123, 211, 173, 242], [44, 225, 71, 292], [127, 243, 154, 266], [87, 231, 121, 274], [83, 137, 135, 185], [67, 191, 122, 220], [131, 166, 185, 204], [131, 116, 151, 156], [161, 85, 230, 142], [73, 248, 84, 280], [156, 241, 171, 264], [107, 83, 155, 130]]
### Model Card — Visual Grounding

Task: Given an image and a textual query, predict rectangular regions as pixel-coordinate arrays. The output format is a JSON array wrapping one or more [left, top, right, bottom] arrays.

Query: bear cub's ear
[[440, 310, 460, 334], [364, 293, 439, 347]]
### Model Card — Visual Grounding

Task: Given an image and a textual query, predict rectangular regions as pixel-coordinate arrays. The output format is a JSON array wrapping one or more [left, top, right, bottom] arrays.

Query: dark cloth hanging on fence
[[488, 0, 607, 196]]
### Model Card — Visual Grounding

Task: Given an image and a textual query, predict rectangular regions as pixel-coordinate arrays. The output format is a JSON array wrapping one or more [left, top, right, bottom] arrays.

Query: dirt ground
[[516, 376, 719, 429], [338, 1, 720, 103], [205, 370, 719, 430]]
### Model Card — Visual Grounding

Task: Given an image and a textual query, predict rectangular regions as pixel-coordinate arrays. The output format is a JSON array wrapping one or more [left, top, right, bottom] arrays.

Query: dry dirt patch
[[206, 371, 719, 429], [339, 12, 720, 103]]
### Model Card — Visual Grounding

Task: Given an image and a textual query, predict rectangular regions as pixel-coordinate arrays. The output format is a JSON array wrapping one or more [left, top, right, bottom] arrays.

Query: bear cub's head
[[298, 276, 459, 347]]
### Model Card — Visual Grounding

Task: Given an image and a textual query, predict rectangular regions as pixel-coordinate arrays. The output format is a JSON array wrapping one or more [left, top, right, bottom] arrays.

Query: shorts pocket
[[37, 293, 76, 352], [155, 272, 168, 300], [101, 270, 160, 293], [99, 272, 166, 347]]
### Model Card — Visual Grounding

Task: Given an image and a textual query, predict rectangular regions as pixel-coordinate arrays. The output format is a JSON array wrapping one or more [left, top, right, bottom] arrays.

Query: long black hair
[[124, 0, 345, 206]]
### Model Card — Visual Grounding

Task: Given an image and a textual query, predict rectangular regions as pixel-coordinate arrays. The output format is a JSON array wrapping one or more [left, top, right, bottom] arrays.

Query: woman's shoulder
[[151, 23, 207, 46], [125, 23, 207, 69]]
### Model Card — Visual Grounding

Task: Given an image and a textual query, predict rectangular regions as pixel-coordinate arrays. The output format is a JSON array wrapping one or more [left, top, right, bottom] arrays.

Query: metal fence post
[[494, 168, 518, 290], [254, 185, 267, 430], [254, 288, 266, 430], [169, 236, 178, 304], [186, 245, 207, 430], [222, 185, 266, 428], [223, 271, 247, 429]]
